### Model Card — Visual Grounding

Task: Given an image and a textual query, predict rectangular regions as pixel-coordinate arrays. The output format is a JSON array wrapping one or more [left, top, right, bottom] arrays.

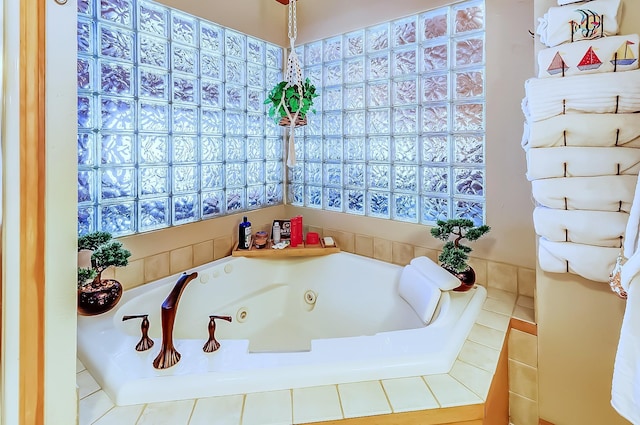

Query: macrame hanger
[[280, 0, 303, 168]]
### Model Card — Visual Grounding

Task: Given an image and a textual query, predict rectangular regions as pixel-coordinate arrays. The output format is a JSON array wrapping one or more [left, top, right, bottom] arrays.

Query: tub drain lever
[[203, 315, 232, 353], [122, 314, 154, 352]]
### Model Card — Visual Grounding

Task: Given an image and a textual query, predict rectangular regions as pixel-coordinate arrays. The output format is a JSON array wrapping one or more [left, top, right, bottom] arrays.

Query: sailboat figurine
[[610, 41, 637, 67], [577, 46, 602, 71], [547, 52, 569, 76]]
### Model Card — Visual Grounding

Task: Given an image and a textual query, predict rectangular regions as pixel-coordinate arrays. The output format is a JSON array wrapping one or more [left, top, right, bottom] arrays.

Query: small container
[[272, 222, 281, 244], [254, 231, 268, 249], [306, 232, 319, 245]]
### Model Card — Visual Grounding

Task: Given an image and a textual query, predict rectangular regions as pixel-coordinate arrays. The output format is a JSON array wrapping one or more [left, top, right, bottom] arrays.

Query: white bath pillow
[[410, 256, 461, 291], [398, 264, 442, 325]]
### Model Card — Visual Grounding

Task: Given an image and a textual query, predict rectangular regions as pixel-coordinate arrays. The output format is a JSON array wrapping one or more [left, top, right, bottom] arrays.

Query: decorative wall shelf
[[232, 240, 339, 258]]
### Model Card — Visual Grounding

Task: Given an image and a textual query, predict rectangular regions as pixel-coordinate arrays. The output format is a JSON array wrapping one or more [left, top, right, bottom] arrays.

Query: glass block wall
[[288, 0, 486, 225], [77, 0, 284, 236]]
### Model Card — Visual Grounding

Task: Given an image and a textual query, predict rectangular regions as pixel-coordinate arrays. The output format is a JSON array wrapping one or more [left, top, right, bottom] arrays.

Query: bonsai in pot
[[430, 218, 490, 291], [264, 77, 318, 127], [77, 231, 131, 315]]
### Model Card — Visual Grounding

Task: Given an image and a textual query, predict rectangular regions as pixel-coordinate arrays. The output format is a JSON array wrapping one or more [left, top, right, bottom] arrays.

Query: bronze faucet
[[153, 272, 198, 369]]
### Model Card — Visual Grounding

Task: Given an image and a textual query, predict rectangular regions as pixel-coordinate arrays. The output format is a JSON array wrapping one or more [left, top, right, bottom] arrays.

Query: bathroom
[[3, 0, 640, 424]]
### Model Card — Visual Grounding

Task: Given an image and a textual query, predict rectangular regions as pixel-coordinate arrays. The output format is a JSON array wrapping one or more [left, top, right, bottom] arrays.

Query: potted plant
[[77, 231, 131, 315], [264, 77, 318, 127], [430, 218, 490, 292]]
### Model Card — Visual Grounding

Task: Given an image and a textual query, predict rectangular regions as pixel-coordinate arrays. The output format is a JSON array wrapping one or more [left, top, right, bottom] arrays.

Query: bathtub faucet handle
[[203, 315, 232, 353], [122, 314, 154, 352]]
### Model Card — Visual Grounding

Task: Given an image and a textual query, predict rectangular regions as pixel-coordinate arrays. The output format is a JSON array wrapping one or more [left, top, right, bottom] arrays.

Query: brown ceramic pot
[[442, 265, 476, 292], [78, 278, 123, 316]]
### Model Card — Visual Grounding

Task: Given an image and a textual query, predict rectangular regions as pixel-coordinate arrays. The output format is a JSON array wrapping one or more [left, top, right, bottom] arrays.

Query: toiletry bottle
[[238, 216, 252, 249], [272, 221, 281, 244]]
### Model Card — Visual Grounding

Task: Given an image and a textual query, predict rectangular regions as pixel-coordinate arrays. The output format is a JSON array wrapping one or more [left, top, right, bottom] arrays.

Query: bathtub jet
[[77, 252, 486, 406]]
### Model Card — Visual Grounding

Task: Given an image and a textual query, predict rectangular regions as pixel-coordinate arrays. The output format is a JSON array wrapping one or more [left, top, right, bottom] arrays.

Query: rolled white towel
[[522, 114, 640, 150], [532, 175, 637, 213], [409, 256, 461, 291], [536, 0, 621, 48], [524, 69, 640, 122], [397, 264, 442, 324], [533, 207, 627, 248], [526, 147, 640, 180], [537, 34, 639, 78], [538, 237, 619, 282]]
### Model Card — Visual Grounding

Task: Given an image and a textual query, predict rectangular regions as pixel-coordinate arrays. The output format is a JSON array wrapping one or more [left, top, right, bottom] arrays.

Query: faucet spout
[[153, 271, 198, 369]]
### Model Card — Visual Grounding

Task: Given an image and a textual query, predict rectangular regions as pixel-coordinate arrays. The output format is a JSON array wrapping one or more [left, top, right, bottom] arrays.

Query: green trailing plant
[[77, 231, 131, 289], [264, 78, 318, 122], [430, 218, 490, 273]]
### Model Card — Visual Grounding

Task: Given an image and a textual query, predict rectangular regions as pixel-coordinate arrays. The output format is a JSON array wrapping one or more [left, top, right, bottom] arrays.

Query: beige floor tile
[[136, 400, 194, 425], [467, 323, 506, 351], [508, 360, 538, 401], [509, 392, 538, 425], [458, 340, 501, 373], [423, 374, 483, 408], [78, 391, 115, 425], [509, 329, 538, 367], [513, 305, 535, 323], [77, 369, 101, 399], [189, 395, 243, 425], [381, 377, 439, 413], [338, 381, 391, 418], [92, 404, 144, 425], [483, 297, 516, 316], [242, 390, 292, 425], [450, 360, 493, 400], [77, 357, 86, 373], [475, 309, 511, 332], [293, 385, 343, 424]]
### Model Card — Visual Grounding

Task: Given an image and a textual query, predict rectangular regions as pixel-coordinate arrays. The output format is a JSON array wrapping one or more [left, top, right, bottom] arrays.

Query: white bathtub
[[77, 252, 486, 406]]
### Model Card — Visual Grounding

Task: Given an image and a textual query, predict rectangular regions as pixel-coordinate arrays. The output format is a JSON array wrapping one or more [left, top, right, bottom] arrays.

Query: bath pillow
[[398, 264, 442, 325], [410, 256, 461, 291]]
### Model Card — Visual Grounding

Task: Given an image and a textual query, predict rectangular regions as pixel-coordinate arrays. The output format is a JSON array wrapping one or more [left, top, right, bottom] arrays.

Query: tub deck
[[78, 286, 523, 425]]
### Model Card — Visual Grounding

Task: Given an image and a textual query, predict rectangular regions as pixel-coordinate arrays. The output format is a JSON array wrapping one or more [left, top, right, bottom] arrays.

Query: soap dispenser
[[238, 216, 252, 249]]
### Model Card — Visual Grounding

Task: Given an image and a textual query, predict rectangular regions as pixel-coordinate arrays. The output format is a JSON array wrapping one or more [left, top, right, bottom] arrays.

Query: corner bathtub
[[77, 252, 486, 406]]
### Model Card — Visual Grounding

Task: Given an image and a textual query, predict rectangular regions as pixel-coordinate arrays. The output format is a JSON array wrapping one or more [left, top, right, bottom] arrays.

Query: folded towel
[[536, 0, 621, 48], [532, 175, 637, 212], [538, 237, 619, 282], [409, 256, 461, 291], [526, 147, 640, 180], [521, 114, 640, 150], [537, 34, 639, 78], [611, 277, 640, 424], [533, 207, 627, 248], [397, 264, 442, 324], [523, 69, 640, 122]]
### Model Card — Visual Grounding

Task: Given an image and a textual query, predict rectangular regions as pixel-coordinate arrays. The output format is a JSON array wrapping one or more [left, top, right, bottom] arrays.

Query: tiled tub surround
[[78, 287, 532, 424], [79, 252, 486, 406]]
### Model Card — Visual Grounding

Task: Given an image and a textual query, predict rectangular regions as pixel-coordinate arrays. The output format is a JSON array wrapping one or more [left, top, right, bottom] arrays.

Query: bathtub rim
[[77, 252, 487, 406]]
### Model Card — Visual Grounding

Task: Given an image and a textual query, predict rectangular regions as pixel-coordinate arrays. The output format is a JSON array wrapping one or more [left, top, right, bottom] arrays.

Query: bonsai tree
[[77, 231, 131, 289], [430, 218, 490, 273], [264, 77, 318, 124]]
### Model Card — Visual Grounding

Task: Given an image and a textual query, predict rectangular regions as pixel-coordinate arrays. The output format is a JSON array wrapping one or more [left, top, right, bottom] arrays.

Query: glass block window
[[77, 0, 284, 236], [289, 0, 486, 225]]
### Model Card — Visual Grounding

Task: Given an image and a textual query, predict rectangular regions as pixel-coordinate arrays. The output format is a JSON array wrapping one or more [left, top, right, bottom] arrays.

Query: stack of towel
[[522, 0, 640, 282]]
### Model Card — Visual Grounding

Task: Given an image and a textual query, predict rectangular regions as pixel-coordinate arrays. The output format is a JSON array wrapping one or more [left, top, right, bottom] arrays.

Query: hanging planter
[[265, 78, 317, 127]]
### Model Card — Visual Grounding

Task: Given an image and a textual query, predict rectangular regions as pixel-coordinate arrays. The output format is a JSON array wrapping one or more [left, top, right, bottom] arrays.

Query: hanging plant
[[264, 77, 318, 127]]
